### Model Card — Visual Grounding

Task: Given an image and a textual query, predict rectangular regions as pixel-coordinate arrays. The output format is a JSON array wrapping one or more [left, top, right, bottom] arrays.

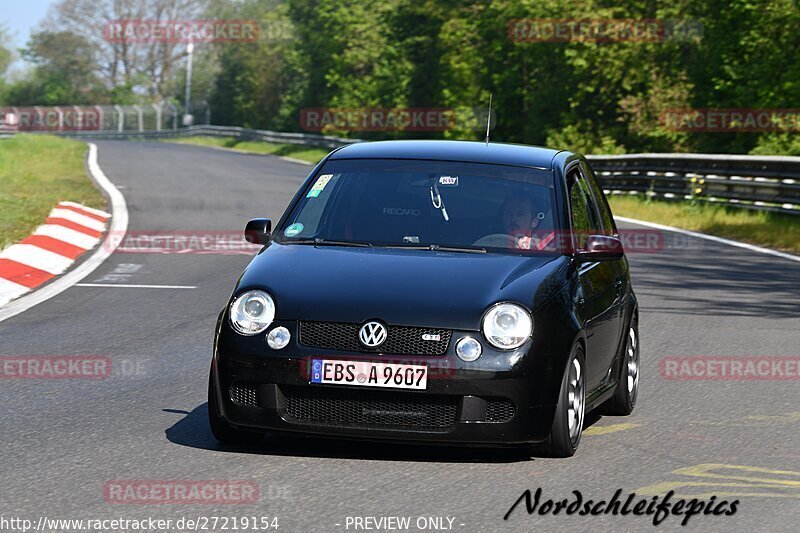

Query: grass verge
[[608, 195, 800, 254], [164, 136, 330, 164], [0, 134, 105, 249]]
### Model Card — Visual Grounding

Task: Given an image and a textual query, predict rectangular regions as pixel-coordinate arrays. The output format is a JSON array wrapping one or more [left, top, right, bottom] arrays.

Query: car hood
[[235, 243, 569, 330]]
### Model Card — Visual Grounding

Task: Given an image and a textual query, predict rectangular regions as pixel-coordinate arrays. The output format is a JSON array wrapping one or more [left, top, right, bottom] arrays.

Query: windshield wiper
[[283, 238, 372, 248], [385, 244, 486, 254]]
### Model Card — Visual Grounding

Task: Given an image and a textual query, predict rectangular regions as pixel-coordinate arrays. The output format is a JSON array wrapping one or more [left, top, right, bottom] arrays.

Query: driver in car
[[500, 195, 556, 251]]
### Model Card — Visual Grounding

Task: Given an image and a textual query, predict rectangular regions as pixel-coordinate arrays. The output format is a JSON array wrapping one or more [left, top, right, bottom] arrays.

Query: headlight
[[229, 290, 275, 335], [482, 303, 532, 350]]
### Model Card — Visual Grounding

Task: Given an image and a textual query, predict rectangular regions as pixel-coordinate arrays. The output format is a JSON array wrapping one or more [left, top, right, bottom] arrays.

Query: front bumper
[[212, 314, 574, 446]]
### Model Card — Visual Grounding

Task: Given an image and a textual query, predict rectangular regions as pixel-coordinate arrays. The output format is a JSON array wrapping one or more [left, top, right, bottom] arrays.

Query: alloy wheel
[[567, 356, 585, 445], [626, 326, 640, 405]]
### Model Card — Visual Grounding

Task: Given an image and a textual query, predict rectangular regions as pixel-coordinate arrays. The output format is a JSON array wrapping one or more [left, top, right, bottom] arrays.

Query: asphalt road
[[0, 141, 798, 532]]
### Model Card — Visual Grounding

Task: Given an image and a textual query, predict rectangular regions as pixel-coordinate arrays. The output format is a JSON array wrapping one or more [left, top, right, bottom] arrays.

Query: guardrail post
[[54, 106, 64, 131], [133, 105, 144, 132], [152, 103, 162, 131], [71, 105, 78, 131], [166, 103, 178, 130], [114, 105, 124, 132], [95, 106, 104, 131]]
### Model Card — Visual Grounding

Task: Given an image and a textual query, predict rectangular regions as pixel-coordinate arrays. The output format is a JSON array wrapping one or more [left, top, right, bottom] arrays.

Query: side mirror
[[577, 235, 624, 260], [244, 218, 272, 245]]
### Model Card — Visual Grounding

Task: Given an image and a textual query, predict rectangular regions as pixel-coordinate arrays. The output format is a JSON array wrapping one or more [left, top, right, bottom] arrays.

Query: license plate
[[310, 359, 427, 390]]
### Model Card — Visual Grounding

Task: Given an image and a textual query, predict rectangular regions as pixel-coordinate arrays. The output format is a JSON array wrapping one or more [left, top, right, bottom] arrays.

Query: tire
[[533, 344, 586, 458], [208, 372, 264, 446], [601, 317, 639, 416]]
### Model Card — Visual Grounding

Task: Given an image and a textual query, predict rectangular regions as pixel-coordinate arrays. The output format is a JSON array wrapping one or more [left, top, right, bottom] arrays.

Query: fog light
[[267, 326, 291, 350], [456, 336, 482, 362]]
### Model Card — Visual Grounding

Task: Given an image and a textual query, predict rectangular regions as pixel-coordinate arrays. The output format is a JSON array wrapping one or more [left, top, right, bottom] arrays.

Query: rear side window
[[568, 168, 603, 250], [580, 161, 615, 235]]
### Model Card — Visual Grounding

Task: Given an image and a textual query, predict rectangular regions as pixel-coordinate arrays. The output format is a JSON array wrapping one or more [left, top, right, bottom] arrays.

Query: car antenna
[[485, 93, 493, 146]]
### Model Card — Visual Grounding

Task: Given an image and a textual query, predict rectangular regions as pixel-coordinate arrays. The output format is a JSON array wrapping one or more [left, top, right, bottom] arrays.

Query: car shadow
[[164, 405, 603, 463]]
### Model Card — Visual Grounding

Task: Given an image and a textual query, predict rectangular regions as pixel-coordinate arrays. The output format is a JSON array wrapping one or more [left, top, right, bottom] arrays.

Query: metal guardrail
[[45, 125, 800, 215], [0, 121, 17, 138], [47, 124, 358, 150], [586, 153, 800, 215]]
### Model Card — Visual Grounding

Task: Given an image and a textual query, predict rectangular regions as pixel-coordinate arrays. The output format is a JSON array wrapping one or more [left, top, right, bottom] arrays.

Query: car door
[[581, 161, 631, 369], [567, 165, 621, 390]]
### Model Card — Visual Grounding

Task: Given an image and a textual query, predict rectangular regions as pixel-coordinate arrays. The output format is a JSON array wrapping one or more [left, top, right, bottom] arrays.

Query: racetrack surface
[[0, 141, 798, 532]]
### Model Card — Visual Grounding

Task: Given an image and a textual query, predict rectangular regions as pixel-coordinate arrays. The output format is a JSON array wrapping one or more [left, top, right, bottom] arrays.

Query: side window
[[568, 169, 602, 250], [580, 162, 615, 235]]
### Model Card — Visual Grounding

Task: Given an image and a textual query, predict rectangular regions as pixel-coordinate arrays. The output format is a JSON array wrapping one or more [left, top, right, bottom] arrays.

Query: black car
[[208, 140, 639, 457]]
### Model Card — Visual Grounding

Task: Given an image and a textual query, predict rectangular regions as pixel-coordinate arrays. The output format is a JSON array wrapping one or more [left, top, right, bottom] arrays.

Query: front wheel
[[601, 317, 639, 416], [208, 372, 264, 446], [533, 344, 586, 457]]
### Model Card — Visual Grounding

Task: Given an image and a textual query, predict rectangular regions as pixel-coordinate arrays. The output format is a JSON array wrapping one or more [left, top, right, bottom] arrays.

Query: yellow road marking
[[583, 423, 640, 436], [686, 412, 800, 428], [675, 464, 800, 486], [636, 464, 800, 499], [744, 412, 800, 423], [636, 481, 799, 499]]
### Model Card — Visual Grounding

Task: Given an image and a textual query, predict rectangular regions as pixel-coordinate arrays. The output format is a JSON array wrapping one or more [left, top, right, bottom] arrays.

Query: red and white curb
[[0, 202, 111, 306], [0, 143, 128, 323]]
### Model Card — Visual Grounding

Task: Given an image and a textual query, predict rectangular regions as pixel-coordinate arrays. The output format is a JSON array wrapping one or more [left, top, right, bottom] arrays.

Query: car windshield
[[276, 158, 559, 254]]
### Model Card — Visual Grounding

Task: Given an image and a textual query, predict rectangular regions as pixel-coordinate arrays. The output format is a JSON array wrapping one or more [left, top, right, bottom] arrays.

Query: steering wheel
[[472, 233, 512, 247]]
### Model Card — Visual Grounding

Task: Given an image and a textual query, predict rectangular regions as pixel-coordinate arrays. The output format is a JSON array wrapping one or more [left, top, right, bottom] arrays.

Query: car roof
[[328, 140, 564, 171]]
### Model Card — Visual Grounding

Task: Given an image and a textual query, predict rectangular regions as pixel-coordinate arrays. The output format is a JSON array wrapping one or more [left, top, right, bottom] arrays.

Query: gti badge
[[359, 321, 387, 348], [422, 333, 441, 341]]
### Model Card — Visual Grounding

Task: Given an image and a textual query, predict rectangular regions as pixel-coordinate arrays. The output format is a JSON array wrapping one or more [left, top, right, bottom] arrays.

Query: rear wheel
[[601, 317, 639, 416], [208, 372, 264, 446], [533, 344, 586, 457]]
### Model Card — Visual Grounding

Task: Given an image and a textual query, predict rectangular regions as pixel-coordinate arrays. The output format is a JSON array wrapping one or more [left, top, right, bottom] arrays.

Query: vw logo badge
[[359, 321, 387, 348]]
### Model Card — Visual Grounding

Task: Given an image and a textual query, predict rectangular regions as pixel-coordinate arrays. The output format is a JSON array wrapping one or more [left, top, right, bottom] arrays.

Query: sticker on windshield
[[438, 175, 459, 187], [307, 174, 333, 198], [284, 223, 304, 237]]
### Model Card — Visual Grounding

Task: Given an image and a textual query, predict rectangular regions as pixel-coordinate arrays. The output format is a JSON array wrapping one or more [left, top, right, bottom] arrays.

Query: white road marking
[[75, 283, 196, 289], [58, 201, 110, 218], [0, 143, 129, 323], [0, 278, 29, 307], [33, 224, 98, 249], [48, 207, 108, 232], [279, 155, 313, 165], [0, 244, 73, 275], [615, 216, 800, 263]]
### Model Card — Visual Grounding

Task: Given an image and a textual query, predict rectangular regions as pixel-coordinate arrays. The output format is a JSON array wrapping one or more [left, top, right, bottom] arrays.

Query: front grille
[[485, 399, 516, 422], [299, 321, 451, 355], [229, 382, 258, 406], [282, 385, 458, 431]]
